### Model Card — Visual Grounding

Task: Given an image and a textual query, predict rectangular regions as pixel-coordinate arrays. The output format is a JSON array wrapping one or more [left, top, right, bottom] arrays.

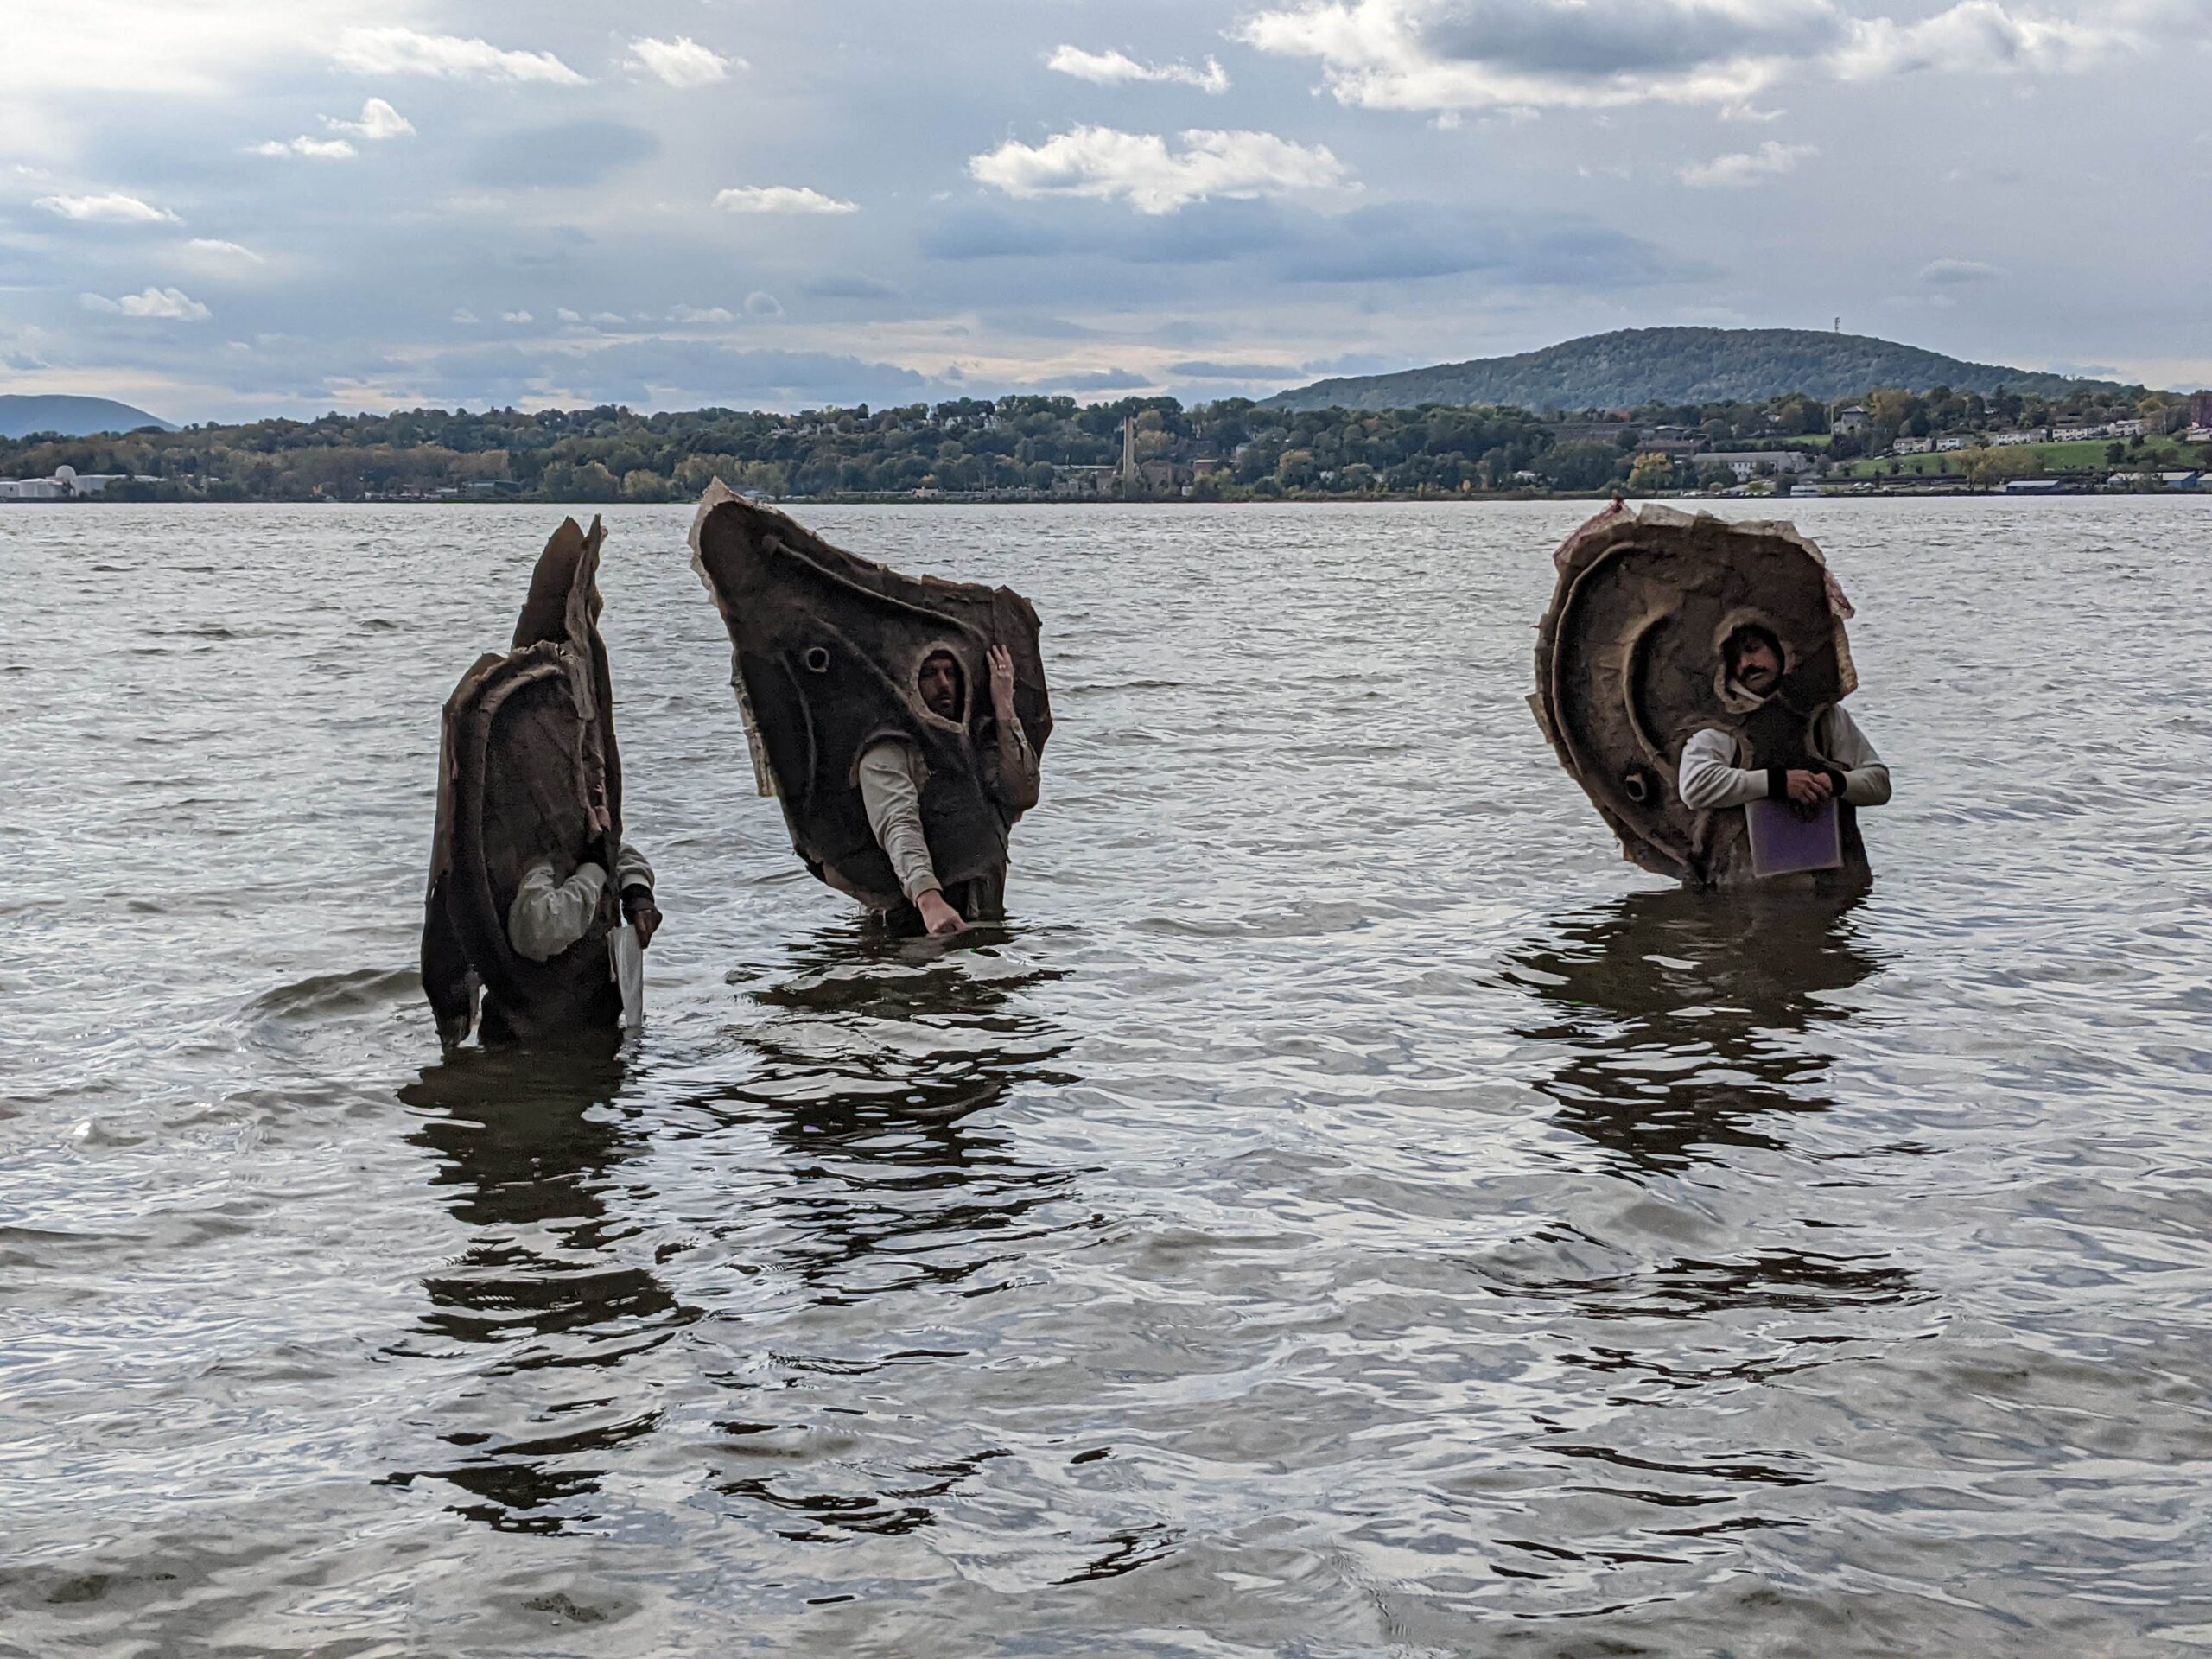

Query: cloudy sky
[[3, 0, 2206, 423]]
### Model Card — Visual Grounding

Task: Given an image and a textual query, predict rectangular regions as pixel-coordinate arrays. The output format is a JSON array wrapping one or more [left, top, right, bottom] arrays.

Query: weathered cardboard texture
[[689, 484, 1051, 912], [1530, 504, 1867, 889], [422, 516, 624, 1042]]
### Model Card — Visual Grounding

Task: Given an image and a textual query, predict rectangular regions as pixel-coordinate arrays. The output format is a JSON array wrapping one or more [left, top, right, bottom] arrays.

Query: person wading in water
[[1677, 623, 1891, 823], [856, 644, 1039, 936]]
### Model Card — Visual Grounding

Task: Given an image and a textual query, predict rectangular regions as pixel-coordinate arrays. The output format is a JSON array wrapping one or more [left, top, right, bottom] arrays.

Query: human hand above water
[[988, 644, 1018, 723], [1784, 768, 1833, 808], [918, 889, 966, 937]]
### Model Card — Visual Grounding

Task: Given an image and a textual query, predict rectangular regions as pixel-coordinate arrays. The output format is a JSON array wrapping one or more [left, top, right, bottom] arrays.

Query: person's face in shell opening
[[918, 652, 961, 721], [1727, 628, 1783, 697]]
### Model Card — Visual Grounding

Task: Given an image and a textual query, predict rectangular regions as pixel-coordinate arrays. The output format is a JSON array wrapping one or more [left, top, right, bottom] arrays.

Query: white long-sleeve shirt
[[507, 842, 654, 961], [857, 740, 942, 903], [857, 722, 1039, 904], [1677, 707, 1891, 812]]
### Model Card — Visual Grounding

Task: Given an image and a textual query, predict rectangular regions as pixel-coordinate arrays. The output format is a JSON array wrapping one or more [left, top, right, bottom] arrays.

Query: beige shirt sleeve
[[508, 857, 607, 961], [990, 716, 1040, 816], [856, 739, 940, 901], [1818, 707, 1892, 807], [1677, 728, 1770, 811]]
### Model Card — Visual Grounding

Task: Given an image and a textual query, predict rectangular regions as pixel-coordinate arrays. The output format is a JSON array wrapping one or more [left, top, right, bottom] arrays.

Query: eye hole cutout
[[1622, 770, 1653, 804], [801, 645, 831, 674]]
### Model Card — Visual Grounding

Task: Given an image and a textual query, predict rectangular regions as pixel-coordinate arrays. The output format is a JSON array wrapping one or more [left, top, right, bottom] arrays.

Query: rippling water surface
[[5, 499, 2212, 1656]]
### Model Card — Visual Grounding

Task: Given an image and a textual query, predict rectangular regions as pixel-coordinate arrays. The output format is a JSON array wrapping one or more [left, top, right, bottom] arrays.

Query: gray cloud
[[1044, 368, 1151, 391], [1416, 0, 1840, 79], [1169, 359, 1304, 378], [389, 339, 947, 410], [925, 198, 1703, 289], [802, 273, 900, 300], [469, 121, 660, 188], [1240, 0, 2153, 111]]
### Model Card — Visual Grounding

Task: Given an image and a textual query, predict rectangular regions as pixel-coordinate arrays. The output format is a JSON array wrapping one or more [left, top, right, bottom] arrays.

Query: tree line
[[0, 385, 2197, 503]]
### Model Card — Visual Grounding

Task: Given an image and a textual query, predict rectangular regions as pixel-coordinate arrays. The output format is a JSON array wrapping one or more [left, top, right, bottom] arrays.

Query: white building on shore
[[1701, 450, 1816, 480], [0, 465, 137, 500]]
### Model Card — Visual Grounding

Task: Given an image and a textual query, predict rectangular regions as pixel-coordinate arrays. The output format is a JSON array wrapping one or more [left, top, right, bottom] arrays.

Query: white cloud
[[80, 287, 211, 320], [1236, 0, 2155, 112], [168, 238, 267, 279], [1834, 2, 2131, 78], [451, 308, 479, 323], [714, 185, 859, 215], [501, 310, 534, 323], [35, 192, 180, 224], [4, 2, 382, 99], [1047, 46, 1230, 92], [334, 27, 587, 86], [1919, 256, 2003, 283], [627, 36, 741, 88], [590, 311, 627, 325], [250, 136, 357, 159], [1679, 139, 1817, 186], [745, 291, 782, 316], [557, 308, 584, 322], [671, 304, 737, 323], [969, 126, 1351, 213], [324, 98, 415, 141]]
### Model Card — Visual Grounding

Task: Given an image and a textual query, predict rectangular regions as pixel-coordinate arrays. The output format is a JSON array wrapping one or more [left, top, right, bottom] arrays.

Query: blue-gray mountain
[[0, 395, 175, 441], [1262, 328, 2133, 414]]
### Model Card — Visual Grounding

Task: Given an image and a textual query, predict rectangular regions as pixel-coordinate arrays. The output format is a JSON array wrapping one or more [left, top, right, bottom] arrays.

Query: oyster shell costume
[[689, 483, 1052, 913], [422, 516, 629, 1043], [1530, 503, 1870, 891]]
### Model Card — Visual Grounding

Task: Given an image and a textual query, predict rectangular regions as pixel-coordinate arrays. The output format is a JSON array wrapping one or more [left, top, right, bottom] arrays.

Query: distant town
[[3, 385, 2208, 505]]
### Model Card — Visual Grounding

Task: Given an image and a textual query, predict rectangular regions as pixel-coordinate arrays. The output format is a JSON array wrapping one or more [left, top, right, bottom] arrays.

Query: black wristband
[[620, 884, 654, 920], [1765, 766, 1789, 801], [1822, 767, 1847, 798]]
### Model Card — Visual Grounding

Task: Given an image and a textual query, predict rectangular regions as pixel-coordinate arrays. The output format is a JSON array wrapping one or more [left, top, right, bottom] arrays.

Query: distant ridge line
[[0, 394, 176, 441], [1261, 327, 2135, 414]]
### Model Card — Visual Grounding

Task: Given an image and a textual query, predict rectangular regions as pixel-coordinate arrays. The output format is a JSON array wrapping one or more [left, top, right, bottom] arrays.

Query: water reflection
[[708, 920, 1080, 1305], [1510, 888, 1890, 1173], [696, 923, 1088, 1544], [391, 1046, 690, 1532]]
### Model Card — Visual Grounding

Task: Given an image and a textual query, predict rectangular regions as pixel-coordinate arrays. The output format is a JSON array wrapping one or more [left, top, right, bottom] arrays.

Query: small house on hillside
[[1831, 405, 1869, 435]]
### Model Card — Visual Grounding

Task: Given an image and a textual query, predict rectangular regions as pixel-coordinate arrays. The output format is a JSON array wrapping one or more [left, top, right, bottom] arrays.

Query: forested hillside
[[0, 397, 1556, 501], [2, 380, 2189, 503], [1264, 328, 2129, 413], [0, 394, 175, 439]]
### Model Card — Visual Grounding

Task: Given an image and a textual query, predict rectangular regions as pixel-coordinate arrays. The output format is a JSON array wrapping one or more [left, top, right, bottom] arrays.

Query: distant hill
[[0, 394, 175, 440], [1262, 327, 2133, 414]]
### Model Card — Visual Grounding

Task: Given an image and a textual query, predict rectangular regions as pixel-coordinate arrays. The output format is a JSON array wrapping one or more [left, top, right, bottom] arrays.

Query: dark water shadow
[[696, 917, 1083, 1306], [385, 1043, 693, 1534], [1499, 889, 1928, 1519], [684, 919, 1097, 1548], [1506, 887, 1893, 1176]]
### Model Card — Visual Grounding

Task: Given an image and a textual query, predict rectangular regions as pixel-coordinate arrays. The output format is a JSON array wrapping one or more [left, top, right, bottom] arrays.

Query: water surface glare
[[4, 500, 2212, 1656]]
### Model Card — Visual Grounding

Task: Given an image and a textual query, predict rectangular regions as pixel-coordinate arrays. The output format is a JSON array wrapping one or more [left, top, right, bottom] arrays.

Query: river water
[[3, 499, 2210, 1656]]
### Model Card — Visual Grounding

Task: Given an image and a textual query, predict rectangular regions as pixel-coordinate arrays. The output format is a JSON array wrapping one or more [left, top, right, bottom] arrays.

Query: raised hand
[[987, 644, 1018, 722]]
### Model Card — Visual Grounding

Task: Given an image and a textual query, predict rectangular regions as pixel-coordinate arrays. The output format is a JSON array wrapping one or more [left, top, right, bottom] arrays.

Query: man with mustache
[[856, 642, 1039, 936], [1677, 623, 1891, 820]]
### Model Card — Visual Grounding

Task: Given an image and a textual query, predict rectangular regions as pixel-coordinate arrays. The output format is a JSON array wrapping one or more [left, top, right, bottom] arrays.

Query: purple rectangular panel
[[1745, 798, 1843, 879]]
